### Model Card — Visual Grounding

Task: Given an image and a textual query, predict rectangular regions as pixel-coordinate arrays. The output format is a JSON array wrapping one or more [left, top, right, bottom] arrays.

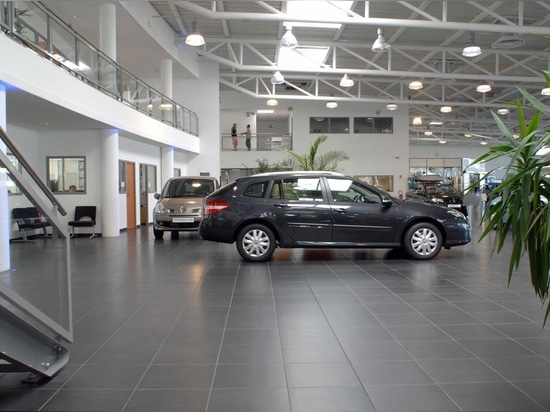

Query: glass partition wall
[[0, 1, 199, 136], [0, 126, 72, 379]]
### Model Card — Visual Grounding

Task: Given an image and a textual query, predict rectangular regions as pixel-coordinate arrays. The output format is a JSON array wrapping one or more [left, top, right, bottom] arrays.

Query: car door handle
[[334, 208, 347, 213], [273, 203, 289, 208]]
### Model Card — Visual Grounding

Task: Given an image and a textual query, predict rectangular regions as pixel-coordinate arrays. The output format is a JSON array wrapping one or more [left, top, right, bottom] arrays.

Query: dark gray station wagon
[[199, 172, 471, 262]]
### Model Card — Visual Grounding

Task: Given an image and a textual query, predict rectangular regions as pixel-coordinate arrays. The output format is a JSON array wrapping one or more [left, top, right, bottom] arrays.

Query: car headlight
[[155, 203, 168, 213], [446, 208, 465, 218], [431, 197, 444, 204]]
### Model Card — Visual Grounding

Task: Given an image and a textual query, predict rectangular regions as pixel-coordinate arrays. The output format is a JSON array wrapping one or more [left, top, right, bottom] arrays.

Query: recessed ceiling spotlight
[[386, 103, 397, 111], [326, 101, 338, 109]]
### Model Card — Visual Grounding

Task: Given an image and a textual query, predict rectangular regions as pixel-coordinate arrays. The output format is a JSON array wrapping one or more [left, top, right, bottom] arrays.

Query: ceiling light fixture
[[409, 80, 423, 90], [462, 33, 482, 57], [429, 120, 443, 126], [280, 26, 298, 49], [424, 130, 433, 136], [439, 139, 447, 144], [491, 33, 525, 49], [185, 20, 205, 46], [326, 101, 338, 109], [476, 81, 492, 93], [386, 103, 397, 111], [271, 71, 285, 85], [541, 87, 550, 96], [480, 139, 488, 146], [412, 116, 422, 126], [440, 106, 453, 113], [339, 74, 354, 87], [497, 108, 510, 115], [371, 28, 390, 52], [266, 98, 278, 106]]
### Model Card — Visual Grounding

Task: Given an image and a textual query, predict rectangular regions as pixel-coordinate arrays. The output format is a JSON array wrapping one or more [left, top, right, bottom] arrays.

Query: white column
[[161, 59, 172, 98], [99, 2, 117, 94], [161, 146, 174, 186], [160, 58, 174, 181], [100, 129, 120, 237], [0, 85, 9, 271], [99, 2, 116, 60]]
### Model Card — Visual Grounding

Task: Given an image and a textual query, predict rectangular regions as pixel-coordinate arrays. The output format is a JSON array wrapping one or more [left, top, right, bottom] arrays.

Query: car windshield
[[162, 179, 215, 198]]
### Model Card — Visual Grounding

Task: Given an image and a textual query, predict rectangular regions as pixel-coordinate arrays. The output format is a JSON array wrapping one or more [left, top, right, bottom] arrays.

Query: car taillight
[[204, 199, 230, 215]]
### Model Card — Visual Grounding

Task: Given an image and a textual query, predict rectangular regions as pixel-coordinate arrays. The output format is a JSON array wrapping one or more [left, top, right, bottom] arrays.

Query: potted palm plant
[[468, 70, 550, 325], [284, 135, 349, 171]]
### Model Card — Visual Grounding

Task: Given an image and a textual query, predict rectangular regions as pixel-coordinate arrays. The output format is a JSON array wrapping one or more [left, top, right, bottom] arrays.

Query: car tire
[[154, 229, 164, 239], [236, 224, 276, 262], [403, 222, 442, 260]]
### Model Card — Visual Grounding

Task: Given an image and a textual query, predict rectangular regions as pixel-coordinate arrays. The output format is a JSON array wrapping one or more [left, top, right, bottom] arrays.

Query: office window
[[309, 117, 350, 134], [119, 161, 127, 193], [47, 156, 86, 193], [354, 117, 393, 133]]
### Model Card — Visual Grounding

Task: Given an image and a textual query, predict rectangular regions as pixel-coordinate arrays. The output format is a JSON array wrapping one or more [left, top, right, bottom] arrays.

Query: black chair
[[12, 207, 51, 241], [68, 206, 97, 238]]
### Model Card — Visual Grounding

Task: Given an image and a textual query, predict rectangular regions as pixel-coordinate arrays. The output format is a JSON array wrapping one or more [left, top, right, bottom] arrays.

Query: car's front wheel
[[153, 228, 164, 239], [236, 224, 276, 262], [403, 222, 442, 260]]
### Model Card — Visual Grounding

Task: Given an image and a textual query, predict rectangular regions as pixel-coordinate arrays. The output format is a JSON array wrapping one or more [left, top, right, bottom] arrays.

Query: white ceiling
[[7, 1, 550, 147]]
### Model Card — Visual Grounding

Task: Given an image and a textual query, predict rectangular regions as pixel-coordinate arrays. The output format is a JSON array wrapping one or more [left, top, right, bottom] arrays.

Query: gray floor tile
[[138, 364, 215, 389], [212, 363, 286, 388], [39, 389, 132, 411], [207, 388, 290, 411], [366, 384, 460, 411], [355, 360, 434, 385], [219, 343, 284, 363], [418, 358, 506, 383], [441, 382, 547, 411], [289, 387, 376, 411], [285, 362, 361, 387], [123, 389, 209, 412], [282, 343, 348, 363], [401, 340, 475, 360]]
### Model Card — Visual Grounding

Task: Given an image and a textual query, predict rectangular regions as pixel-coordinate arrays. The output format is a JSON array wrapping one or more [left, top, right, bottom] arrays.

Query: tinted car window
[[162, 179, 215, 198], [243, 181, 269, 198], [327, 178, 382, 204], [282, 178, 323, 201]]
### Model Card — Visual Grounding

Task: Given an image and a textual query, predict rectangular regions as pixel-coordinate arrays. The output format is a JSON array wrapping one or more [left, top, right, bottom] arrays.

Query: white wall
[[219, 91, 410, 194]]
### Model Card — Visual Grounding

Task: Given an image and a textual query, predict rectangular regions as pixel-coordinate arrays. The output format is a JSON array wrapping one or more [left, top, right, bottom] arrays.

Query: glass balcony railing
[[0, 1, 199, 136]]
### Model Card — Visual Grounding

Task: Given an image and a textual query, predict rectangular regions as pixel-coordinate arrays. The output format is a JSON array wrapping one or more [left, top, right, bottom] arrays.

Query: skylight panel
[[285, 1, 353, 29], [278, 46, 330, 69]]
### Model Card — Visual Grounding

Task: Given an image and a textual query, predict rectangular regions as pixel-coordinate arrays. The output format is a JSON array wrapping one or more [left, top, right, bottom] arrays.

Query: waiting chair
[[12, 207, 51, 242], [68, 206, 97, 238]]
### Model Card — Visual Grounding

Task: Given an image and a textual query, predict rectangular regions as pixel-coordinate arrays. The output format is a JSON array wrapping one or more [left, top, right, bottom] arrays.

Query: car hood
[[160, 197, 202, 211]]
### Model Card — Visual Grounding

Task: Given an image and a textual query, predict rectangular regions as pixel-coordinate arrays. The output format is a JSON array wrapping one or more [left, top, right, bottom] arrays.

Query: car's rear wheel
[[236, 224, 276, 262], [403, 222, 442, 260], [153, 228, 164, 239]]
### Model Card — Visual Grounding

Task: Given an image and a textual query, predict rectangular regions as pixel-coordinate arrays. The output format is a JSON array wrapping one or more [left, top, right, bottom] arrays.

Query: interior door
[[126, 162, 136, 229]]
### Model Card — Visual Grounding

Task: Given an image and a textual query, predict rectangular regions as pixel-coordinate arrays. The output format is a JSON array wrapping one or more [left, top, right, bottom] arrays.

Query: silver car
[[153, 176, 219, 239]]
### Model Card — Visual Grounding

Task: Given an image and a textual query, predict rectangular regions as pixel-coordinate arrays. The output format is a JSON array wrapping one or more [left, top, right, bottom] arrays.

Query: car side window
[[282, 178, 323, 201], [243, 181, 269, 198], [327, 178, 381, 204]]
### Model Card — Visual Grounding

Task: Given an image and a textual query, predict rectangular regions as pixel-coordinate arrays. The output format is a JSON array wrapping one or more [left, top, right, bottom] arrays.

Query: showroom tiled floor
[[1, 207, 550, 411]]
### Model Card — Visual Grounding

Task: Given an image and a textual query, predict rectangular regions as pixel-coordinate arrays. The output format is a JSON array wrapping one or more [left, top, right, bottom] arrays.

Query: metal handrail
[[0, 125, 66, 216], [0, 1, 199, 136]]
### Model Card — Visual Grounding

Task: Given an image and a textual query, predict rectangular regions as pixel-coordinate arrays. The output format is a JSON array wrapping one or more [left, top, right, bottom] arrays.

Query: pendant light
[[185, 21, 205, 46]]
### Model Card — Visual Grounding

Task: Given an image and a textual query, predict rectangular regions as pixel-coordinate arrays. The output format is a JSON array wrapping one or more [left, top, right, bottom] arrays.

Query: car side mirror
[[382, 196, 393, 206], [154, 193, 160, 200]]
